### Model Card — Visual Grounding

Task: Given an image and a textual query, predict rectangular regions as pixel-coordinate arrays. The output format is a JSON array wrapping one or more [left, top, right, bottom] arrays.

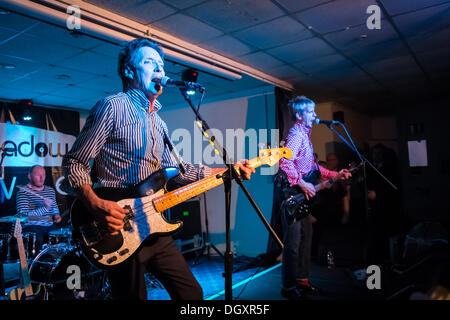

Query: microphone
[[153, 76, 204, 90], [314, 118, 339, 125]]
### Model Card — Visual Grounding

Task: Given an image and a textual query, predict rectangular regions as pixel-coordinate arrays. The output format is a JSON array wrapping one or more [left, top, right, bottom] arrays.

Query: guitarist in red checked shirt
[[278, 96, 352, 300]]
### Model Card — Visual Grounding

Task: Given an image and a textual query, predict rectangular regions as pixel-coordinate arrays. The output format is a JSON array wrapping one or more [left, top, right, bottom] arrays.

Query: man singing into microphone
[[278, 96, 351, 300], [62, 38, 254, 300]]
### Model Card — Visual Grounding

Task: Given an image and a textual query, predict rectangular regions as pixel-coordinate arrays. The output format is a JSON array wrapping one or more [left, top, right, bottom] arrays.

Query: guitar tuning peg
[[280, 140, 286, 147], [258, 143, 266, 150]]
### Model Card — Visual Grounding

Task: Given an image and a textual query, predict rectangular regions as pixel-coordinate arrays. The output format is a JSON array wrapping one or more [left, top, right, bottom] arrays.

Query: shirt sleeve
[[319, 165, 338, 180], [280, 137, 302, 187], [160, 122, 211, 185], [48, 187, 60, 215], [62, 99, 114, 190], [16, 188, 48, 217]]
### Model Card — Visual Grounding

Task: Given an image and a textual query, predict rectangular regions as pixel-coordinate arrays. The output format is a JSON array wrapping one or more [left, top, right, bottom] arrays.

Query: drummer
[[15, 165, 62, 248]]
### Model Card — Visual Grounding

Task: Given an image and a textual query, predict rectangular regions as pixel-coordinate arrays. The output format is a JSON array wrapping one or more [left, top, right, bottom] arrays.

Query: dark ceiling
[[0, 0, 449, 114]]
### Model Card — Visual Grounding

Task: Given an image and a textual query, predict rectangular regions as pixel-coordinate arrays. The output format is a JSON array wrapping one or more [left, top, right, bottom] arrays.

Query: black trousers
[[106, 235, 203, 300], [281, 212, 313, 290]]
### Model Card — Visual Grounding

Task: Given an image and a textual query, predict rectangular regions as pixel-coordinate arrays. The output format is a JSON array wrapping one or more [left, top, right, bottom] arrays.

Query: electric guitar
[[6, 218, 46, 300], [283, 162, 362, 220], [70, 148, 292, 269]]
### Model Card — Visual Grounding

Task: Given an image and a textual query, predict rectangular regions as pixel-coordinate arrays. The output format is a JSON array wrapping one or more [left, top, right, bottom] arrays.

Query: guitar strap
[[163, 130, 186, 175]]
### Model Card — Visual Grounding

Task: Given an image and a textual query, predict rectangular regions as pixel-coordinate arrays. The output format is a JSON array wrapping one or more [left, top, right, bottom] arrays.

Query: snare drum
[[29, 244, 107, 300], [48, 228, 72, 246]]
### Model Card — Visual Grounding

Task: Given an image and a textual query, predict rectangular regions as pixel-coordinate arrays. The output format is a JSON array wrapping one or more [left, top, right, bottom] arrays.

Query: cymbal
[[0, 216, 28, 223], [0, 216, 53, 223]]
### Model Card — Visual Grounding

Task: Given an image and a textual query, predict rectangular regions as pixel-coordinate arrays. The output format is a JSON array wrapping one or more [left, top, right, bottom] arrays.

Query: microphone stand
[[322, 122, 397, 264], [179, 88, 283, 300]]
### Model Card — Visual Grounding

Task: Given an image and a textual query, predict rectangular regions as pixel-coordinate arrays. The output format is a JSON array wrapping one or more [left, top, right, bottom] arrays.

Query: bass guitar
[[282, 162, 361, 221], [71, 148, 292, 269], [6, 218, 46, 300]]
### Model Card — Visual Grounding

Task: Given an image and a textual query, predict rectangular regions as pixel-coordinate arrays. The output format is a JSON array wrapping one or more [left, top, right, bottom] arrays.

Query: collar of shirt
[[293, 121, 312, 138], [126, 88, 162, 113]]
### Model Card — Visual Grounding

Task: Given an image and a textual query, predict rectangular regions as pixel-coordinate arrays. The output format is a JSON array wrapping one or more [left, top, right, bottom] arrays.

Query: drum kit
[[0, 215, 109, 300]]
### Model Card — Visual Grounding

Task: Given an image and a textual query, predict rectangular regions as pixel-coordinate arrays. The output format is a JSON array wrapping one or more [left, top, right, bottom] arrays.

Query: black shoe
[[296, 283, 319, 294], [281, 288, 307, 300]]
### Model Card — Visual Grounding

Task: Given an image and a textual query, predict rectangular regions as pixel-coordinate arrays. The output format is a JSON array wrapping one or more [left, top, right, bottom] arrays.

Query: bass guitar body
[[70, 168, 182, 270]]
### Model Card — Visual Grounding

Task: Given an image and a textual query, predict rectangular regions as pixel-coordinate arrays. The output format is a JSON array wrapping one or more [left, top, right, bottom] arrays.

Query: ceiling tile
[[362, 55, 424, 81], [393, 2, 450, 37], [0, 26, 18, 43], [267, 37, 336, 63], [185, 0, 285, 32], [76, 74, 123, 94], [60, 51, 118, 76], [34, 93, 82, 107], [315, 66, 368, 82], [198, 35, 257, 58], [0, 11, 40, 31], [159, 0, 205, 10], [2, 73, 66, 95], [151, 13, 223, 44], [344, 39, 409, 64], [0, 85, 41, 101], [26, 22, 103, 50], [237, 51, 285, 71], [30, 65, 99, 85], [232, 16, 313, 49], [51, 84, 104, 100], [264, 64, 308, 81], [380, 0, 450, 16], [0, 54, 42, 80], [406, 26, 450, 54], [294, 0, 385, 34], [293, 54, 353, 74], [85, 0, 175, 24], [0, 34, 84, 65], [90, 42, 121, 58], [416, 47, 450, 72], [275, 0, 335, 13], [324, 20, 399, 51]]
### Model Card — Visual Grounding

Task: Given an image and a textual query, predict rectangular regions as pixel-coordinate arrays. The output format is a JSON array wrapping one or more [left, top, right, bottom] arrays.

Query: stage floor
[[146, 254, 374, 300]]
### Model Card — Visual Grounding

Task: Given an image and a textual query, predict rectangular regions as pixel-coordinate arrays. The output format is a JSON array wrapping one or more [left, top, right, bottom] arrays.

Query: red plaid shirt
[[280, 122, 337, 187]]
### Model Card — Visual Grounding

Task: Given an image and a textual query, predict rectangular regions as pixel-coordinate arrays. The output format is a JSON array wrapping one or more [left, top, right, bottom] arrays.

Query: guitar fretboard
[[153, 158, 262, 212]]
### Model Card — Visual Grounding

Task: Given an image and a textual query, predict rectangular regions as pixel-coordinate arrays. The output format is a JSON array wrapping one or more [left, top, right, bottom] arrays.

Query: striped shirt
[[62, 88, 211, 191], [280, 122, 337, 187], [15, 185, 60, 227]]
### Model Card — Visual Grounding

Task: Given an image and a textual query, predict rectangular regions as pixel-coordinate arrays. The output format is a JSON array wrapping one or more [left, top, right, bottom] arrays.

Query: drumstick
[[16, 185, 47, 200]]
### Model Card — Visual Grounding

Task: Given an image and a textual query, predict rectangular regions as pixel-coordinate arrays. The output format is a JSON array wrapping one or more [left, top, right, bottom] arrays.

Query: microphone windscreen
[[160, 76, 170, 86]]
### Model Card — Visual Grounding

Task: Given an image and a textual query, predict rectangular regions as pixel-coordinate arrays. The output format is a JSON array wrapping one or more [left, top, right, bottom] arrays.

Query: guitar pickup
[[119, 248, 129, 256], [123, 221, 132, 232], [123, 205, 134, 231], [107, 256, 117, 264]]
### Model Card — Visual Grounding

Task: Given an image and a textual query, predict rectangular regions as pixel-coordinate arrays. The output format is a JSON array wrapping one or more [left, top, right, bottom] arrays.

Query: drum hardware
[[28, 245, 108, 300], [5, 232, 39, 262], [2, 219, 108, 299]]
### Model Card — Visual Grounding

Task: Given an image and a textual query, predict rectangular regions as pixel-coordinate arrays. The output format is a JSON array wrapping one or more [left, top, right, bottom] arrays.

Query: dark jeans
[[106, 235, 203, 300], [281, 212, 313, 290]]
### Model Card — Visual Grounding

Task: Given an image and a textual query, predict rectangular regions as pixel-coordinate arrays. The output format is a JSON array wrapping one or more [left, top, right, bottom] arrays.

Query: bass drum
[[29, 244, 108, 300]]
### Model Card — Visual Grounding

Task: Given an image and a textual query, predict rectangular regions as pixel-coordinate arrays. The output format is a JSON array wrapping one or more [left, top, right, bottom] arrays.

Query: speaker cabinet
[[166, 198, 204, 254]]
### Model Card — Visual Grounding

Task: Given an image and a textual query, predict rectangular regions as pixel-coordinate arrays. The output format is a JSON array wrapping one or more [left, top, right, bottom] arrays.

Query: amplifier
[[166, 198, 204, 254]]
